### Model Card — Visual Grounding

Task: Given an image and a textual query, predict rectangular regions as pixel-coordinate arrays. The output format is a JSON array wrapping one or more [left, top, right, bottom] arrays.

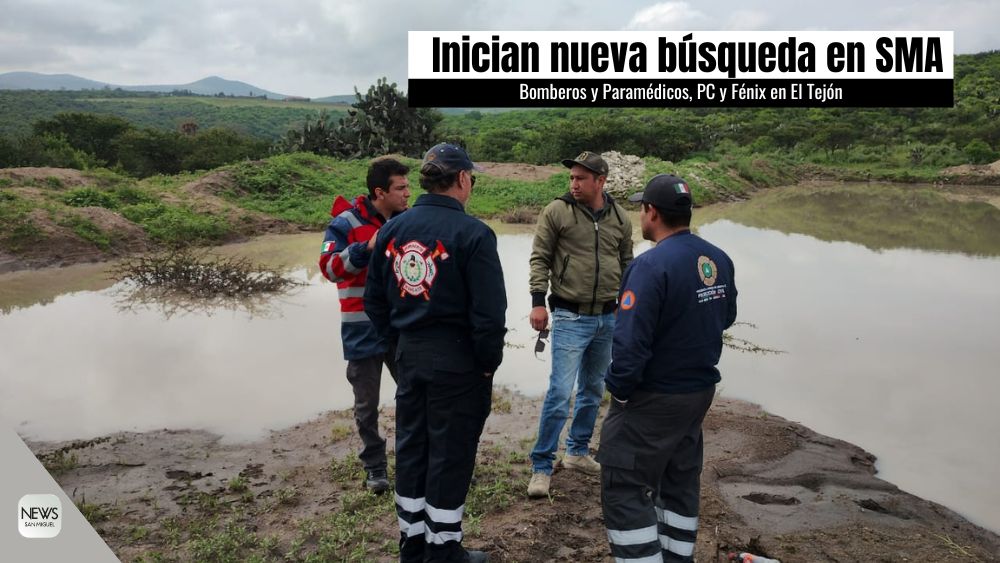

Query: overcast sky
[[0, 0, 996, 98]]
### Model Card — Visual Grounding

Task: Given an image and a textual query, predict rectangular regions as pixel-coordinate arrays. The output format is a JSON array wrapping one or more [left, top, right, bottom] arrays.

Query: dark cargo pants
[[393, 333, 492, 563], [345, 343, 397, 471], [596, 387, 715, 563]]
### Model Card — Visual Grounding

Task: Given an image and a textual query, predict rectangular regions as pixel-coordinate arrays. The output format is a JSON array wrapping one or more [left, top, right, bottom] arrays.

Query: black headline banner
[[408, 79, 953, 108]]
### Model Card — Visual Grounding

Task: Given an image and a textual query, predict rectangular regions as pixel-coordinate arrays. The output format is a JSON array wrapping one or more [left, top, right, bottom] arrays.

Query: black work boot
[[364, 468, 390, 495]]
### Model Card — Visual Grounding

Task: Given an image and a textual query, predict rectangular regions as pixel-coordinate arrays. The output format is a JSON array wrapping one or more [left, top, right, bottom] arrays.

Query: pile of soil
[[0, 168, 299, 273], [28, 392, 1000, 562], [940, 159, 1000, 184], [479, 162, 563, 182]]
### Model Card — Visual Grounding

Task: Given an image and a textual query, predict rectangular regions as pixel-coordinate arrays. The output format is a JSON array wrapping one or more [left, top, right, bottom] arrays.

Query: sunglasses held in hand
[[534, 328, 550, 359]]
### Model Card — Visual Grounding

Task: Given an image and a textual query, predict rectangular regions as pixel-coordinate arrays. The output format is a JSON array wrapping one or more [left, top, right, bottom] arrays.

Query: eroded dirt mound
[[170, 171, 300, 237], [0, 167, 92, 188], [479, 162, 563, 182], [942, 158, 1000, 176]]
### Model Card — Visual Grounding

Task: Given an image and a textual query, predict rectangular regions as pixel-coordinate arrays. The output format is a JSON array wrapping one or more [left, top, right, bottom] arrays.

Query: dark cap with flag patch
[[628, 174, 693, 215]]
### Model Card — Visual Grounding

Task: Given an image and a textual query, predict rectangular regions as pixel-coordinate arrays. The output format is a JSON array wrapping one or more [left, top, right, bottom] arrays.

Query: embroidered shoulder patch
[[386, 239, 450, 300], [620, 290, 637, 310]]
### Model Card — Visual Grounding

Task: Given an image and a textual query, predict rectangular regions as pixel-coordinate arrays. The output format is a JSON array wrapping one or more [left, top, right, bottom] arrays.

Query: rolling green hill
[[0, 90, 349, 140]]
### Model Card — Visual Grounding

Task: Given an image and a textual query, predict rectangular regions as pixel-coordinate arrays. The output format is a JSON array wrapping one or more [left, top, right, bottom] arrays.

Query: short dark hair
[[419, 162, 459, 193], [643, 202, 691, 228], [367, 157, 410, 198]]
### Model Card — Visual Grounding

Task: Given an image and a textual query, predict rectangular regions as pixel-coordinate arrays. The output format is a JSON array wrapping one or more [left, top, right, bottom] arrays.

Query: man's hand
[[529, 306, 549, 332], [367, 229, 380, 252]]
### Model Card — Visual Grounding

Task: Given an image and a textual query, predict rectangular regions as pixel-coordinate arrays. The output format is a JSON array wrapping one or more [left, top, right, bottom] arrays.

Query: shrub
[[63, 187, 119, 209]]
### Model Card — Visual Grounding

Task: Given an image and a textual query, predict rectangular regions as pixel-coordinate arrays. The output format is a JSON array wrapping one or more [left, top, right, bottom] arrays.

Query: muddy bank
[[28, 390, 1000, 562]]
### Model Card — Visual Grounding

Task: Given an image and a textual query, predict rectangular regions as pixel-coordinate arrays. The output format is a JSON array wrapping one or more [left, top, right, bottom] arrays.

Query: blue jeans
[[530, 308, 615, 474]]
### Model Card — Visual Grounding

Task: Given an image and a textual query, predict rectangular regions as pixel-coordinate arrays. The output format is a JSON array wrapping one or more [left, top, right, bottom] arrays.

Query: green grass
[[120, 203, 231, 246], [63, 187, 119, 209], [56, 213, 111, 250], [467, 173, 568, 216], [227, 475, 249, 493], [76, 500, 119, 524], [40, 450, 78, 473], [0, 191, 46, 252], [227, 153, 382, 227]]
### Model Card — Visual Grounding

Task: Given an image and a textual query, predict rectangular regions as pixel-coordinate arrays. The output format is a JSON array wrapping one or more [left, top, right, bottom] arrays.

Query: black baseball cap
[[628, 174, 693, 215], [562, 151, 609, 176], [422, 143, 483, 174]]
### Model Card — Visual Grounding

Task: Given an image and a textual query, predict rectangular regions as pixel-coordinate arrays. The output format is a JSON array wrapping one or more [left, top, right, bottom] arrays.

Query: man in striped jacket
[[319, 157, 411, 494]]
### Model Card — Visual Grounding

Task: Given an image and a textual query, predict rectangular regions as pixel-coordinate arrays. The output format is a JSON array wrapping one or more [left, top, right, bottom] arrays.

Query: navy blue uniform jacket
[[605, 230, 737, 399], [364, 193, 508, 374]]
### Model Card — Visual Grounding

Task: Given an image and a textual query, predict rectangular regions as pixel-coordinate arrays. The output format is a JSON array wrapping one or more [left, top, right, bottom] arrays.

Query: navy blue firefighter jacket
[[605, 230, 737, 399], [363, 193, 508, 374]]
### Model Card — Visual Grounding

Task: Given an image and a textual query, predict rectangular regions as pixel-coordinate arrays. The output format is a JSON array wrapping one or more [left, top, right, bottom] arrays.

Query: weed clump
[[112, 250, 299, 299]]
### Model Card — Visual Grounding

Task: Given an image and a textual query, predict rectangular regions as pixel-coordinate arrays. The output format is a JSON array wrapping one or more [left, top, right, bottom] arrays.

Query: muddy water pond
[[2, 183, 999, 532]]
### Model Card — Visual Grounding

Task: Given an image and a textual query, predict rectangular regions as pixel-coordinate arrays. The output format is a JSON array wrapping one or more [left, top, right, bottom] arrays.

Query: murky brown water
[[1, 183, 999, 532]]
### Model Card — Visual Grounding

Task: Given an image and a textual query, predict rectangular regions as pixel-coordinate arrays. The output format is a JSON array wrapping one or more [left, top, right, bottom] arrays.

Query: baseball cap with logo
[[422, 143, 483, 174], [628, 174, 693, 215], [562, 151, 609, 176]]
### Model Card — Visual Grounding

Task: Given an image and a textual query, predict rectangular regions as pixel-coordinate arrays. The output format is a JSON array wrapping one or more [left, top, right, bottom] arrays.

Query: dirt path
[[29, 390, 1000, 562]]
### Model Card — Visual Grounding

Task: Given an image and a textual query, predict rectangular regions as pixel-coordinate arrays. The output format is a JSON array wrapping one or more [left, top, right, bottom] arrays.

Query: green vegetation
[[1, 52, 998, 264], [57, 214, 112, 250], [278, 78, 441, 159], [0, 191, 46, 252], [0, 111, 271, 177], [227, 152, 404, 227], [130, 206, 230, 246], [436, 52, 1000, 173], [0, 89, 346, 139]]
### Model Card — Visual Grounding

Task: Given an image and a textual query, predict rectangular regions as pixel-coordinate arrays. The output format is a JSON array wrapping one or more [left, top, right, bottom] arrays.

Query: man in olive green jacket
[[527, 151, 634, 498]]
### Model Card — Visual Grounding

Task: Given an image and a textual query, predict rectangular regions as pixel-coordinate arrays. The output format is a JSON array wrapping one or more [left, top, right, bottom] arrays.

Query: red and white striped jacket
[[319, 194, 387, 360]]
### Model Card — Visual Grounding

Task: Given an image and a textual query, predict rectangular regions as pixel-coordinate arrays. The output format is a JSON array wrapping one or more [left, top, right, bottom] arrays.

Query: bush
[[0, 192, 45, 252], [121, 203, 230, 246], [63, 187, 119, 209], [964, 139, 998, 164], [139, 207, 231, 246]]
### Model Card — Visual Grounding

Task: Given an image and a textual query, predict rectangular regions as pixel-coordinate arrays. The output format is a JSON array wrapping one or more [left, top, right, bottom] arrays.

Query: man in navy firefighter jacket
[[319, 157, 411, 494], [365, 143, 506, 563], [597, 174, 737, 563]]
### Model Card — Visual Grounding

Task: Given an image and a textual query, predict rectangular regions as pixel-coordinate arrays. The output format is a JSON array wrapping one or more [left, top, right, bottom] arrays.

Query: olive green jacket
[[529, 192, 634, 315]]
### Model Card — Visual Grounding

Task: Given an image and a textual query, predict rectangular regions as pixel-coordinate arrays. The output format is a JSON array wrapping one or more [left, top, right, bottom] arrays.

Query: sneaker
[[463, 550, 489, 563], [527, 472, 550, 498], [562, 454, 601, 475], [364, 468, 390, 495]]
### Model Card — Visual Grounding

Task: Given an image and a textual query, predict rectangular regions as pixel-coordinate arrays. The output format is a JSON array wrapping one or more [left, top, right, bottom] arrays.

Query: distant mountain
[[312, 94, 356, 104], [0, 72, 294, 100], [0, 71, 110, 91], [117, 75, 290, 99]]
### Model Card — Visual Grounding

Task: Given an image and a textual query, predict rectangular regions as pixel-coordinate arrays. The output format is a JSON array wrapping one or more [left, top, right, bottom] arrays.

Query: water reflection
[[695, 183, 1000, 257], [699, 217, 1000, 534]]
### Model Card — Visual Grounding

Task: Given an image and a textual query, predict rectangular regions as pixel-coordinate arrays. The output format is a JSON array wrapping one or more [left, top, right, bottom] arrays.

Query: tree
[[32, 112, 133, 165], [282, 78, 442, 159], [963, 139, 998, 164]]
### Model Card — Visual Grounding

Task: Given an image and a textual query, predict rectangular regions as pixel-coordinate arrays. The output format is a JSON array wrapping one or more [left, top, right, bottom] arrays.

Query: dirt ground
[[29, 390, 1000, 562], [478, 162, 564, 182]]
